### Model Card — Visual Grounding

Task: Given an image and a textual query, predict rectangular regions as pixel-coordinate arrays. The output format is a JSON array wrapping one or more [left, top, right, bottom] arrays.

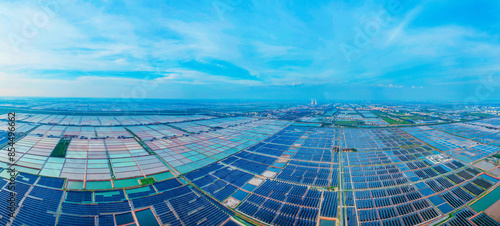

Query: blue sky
[[1, 0, 500, 101]]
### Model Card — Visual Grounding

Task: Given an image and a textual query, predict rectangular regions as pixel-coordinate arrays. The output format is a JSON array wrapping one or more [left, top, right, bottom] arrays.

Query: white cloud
[[253, 41, 295, 58], [0, 0, 499, 99]]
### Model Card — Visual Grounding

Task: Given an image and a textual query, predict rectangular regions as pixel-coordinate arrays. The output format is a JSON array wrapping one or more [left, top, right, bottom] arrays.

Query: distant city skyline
[[1, 0, 500, 101]]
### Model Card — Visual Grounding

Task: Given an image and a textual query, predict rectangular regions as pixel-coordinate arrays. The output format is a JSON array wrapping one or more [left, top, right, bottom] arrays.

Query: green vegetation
[[400, 115, 428, 120], [50, 138, 71, 157], [139, 177, 156, 186], [392, 111, 407, 115], [372, 111, 413, 124], [381, 116, 411, 125], [380, 117, 400, 124], [493, 154, 500, 159], [342, 148, 358, 152]]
